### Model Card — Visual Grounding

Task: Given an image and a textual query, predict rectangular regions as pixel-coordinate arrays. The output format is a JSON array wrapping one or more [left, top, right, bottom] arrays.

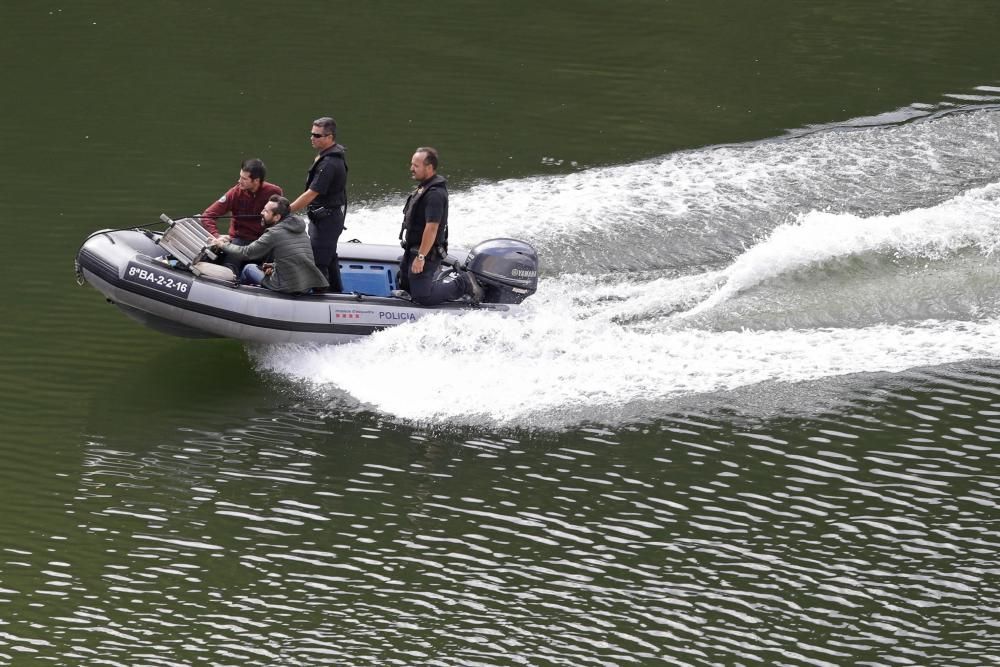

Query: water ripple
[[0, 367, 997, 665]]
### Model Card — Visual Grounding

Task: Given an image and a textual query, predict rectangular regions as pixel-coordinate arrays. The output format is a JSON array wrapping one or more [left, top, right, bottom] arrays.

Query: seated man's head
[[262, 195, 291, 225]]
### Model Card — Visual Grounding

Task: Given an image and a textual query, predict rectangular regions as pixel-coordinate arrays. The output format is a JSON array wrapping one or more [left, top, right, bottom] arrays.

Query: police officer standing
[[290, 116, 348, 292], [398, 147, 482, 306]]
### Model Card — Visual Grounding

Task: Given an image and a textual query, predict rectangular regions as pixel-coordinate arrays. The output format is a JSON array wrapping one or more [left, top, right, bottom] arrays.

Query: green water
[[2, 1, 999, 664]]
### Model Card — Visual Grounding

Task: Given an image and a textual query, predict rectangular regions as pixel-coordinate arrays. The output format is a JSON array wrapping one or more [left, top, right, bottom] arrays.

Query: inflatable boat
[[75, 215, 539, 345]]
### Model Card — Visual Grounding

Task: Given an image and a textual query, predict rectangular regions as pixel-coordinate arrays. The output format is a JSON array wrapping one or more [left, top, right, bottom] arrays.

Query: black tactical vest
[[399, 174, 449, 258]]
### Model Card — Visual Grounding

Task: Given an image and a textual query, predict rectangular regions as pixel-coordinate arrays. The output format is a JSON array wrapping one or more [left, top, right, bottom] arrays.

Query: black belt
[[307, 206, 343, 220], [402, 245, 446, 261]]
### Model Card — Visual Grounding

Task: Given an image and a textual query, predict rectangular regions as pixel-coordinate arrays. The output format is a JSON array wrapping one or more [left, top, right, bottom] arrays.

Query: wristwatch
[[416, 253, 425, 260]]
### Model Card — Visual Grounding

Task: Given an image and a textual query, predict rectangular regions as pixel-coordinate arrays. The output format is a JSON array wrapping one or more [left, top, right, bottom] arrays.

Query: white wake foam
[[254, 109, 1000, 427], [252, 307, 1000, 426], [682, 181, 1000, 316], [346, 107, 1000, 260]]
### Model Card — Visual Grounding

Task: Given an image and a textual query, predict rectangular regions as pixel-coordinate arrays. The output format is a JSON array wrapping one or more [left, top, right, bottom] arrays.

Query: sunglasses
[[310, 132, 330, 138]]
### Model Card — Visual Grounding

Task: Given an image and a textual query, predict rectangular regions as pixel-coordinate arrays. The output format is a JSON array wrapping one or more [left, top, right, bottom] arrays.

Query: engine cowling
[[464, 238, 538, 304]]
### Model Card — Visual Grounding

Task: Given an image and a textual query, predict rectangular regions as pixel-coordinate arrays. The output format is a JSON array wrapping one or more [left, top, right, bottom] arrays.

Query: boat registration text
[[123, 261, 192, 299]]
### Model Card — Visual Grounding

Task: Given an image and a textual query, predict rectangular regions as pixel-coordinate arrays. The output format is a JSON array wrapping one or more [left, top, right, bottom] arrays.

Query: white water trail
[[681, 181, 1000, 317], [254, 109, 1000, 427], [253, 311, 1000, 426], [254, 176, 1000, 426]]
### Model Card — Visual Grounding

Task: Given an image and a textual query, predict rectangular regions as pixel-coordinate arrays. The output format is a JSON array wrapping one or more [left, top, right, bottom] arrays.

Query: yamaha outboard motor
[[464, 238, 538, 304]]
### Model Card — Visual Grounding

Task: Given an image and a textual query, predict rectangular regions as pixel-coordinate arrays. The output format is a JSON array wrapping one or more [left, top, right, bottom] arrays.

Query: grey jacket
[[222, 214, 329, 293]]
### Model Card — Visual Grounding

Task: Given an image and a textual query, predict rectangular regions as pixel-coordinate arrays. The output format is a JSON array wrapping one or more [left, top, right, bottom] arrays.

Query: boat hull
[[76, 229, 511, 345]]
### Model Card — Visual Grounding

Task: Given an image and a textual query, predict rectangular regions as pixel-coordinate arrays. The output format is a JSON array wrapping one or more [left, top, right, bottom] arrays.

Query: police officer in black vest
[[290, 116, 348, 292], [398, 147, 482, 305]]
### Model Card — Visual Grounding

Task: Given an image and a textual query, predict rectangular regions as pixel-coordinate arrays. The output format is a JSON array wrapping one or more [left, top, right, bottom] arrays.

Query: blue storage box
[[339, 261, 396, 296]]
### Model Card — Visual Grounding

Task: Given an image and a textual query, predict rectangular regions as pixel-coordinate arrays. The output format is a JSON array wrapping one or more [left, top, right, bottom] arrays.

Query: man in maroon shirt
[[200, 158, 283, 275]]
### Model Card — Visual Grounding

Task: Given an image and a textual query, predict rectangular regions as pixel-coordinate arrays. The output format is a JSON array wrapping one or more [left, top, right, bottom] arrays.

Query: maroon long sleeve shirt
[[200, 181, 283, 240]]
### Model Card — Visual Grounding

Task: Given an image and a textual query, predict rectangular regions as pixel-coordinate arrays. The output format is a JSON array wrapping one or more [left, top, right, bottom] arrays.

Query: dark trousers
[[398, 250, 465, 306], [308, 210, 345, 292]]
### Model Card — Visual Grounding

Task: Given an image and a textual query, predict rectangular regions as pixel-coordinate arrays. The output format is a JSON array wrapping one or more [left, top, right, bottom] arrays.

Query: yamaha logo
[[511, 268, 537, 278]]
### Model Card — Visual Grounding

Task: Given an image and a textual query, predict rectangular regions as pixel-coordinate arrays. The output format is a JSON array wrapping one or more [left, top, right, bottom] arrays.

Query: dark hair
[[269, 194, 291, 219], [415, 146, 439, 170], [241, 158, 266, 182], [313, 116, 337, 138]]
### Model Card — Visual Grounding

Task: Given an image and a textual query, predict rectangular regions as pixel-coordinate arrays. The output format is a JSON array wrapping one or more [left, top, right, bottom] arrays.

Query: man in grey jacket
[[209, 195, 328, 294]]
